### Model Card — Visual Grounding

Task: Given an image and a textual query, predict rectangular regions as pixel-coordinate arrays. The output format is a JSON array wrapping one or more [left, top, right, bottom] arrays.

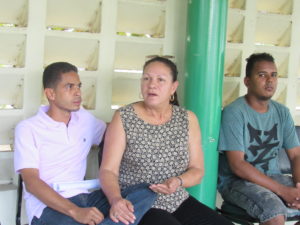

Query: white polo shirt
[[14, 105, 106, 223]]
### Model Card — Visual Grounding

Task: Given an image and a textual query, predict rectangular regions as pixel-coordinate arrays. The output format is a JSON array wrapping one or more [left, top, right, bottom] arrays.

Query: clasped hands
[[283, 183, 300, 209]]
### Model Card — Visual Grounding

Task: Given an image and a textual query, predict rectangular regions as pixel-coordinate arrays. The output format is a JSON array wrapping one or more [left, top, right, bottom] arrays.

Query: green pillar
[[184, 0, 228, 209]]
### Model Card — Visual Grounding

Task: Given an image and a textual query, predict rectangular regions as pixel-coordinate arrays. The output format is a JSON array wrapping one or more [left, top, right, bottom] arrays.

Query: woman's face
[[141, 61, 178, 107]]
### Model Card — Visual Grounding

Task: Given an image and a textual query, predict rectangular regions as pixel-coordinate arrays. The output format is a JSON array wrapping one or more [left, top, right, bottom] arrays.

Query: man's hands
[[70, 206, 104, 225], [109, 197, 136, 225], [149, 177, 182, 195], [279, 182, 300, 209]]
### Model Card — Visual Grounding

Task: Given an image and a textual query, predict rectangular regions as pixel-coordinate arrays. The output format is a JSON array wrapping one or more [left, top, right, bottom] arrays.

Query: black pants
[[138, 196, 233, 225]]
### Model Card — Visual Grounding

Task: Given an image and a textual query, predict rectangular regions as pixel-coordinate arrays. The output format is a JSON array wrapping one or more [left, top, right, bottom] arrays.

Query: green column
[[184, 0, 228, 209]]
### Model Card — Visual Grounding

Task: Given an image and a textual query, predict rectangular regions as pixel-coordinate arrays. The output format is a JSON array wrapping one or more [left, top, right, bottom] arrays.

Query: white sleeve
[[92, 119, 107, 146], [14, 122, 39, 173]]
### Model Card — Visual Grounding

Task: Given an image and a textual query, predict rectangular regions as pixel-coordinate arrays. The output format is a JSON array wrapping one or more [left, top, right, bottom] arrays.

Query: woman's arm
[[179, 110, 204, 187], [99, 111, 136, 224]]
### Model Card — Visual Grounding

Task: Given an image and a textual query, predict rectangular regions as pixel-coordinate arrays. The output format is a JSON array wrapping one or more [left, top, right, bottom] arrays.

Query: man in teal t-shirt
[[218, 53, 300, 225]]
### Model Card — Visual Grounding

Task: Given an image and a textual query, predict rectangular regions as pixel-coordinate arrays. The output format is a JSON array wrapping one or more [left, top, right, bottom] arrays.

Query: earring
[[139, 93, 144, 99], [170, 95, 175, 101]]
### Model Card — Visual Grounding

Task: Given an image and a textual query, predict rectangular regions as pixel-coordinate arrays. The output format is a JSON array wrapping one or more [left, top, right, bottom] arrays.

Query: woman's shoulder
[[118, 102, 143, 122], [173, 105, 192, 115], [119, 101, 142, 111], [118, 102, 136, 114], [186, 110, 199, 124], [173, 106, 198, 124], [172, 105, 195, 125], [173, 105, 187, 113]]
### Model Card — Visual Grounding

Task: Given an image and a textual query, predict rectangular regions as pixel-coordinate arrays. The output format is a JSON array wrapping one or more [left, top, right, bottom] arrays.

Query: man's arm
[[287, 146, 300, 183], [226, 150, 300, 206], [21, 168, 104, 225], [286, 146, 300, 208]]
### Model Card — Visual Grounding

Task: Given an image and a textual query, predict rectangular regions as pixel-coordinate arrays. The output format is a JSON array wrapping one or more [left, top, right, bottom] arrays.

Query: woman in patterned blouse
[[99, 57, 233, 225]]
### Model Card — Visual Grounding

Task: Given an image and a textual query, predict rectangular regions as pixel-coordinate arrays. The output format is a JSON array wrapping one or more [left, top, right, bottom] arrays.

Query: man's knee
[[222, 181, 287, 222], [260, 214, 285, 225]]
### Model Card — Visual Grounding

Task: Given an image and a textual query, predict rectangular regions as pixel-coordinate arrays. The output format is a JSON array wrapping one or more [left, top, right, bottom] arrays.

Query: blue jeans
[[220, 174, 300, 223], [31, 183, 156, 225]]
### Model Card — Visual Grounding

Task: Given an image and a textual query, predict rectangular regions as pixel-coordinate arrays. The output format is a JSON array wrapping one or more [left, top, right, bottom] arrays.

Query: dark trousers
[[138, 196, 234, 225]]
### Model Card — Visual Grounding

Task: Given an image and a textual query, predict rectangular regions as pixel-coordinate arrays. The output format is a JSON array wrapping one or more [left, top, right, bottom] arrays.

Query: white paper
[[52, 179, 101, 192]]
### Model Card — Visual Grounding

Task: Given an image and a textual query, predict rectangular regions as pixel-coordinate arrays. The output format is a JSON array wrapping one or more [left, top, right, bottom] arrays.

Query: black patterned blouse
[[119, 103, 190, 212]]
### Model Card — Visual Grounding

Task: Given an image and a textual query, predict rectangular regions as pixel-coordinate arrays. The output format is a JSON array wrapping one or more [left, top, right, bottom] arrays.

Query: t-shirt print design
[[246, 123, 280, 171]]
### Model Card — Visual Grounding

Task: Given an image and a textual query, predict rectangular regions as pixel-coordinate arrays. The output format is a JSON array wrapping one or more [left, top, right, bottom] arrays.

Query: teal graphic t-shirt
[[218, 97, 299, 192]]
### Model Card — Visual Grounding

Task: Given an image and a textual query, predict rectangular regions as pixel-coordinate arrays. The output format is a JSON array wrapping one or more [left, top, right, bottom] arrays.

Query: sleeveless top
[[119, 103, 190, 212]]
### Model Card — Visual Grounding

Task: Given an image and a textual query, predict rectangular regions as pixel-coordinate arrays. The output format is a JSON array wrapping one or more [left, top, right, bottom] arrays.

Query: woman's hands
[[109, 197, 136, 225], [149, 177, 182, 195]]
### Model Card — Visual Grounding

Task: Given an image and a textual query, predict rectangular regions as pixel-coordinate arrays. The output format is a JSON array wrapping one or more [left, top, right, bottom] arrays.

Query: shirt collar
[[38, 105, 80, 128]]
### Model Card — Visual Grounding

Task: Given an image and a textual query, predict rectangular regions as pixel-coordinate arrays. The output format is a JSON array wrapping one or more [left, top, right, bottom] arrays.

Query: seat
[[218, 202, 300, 225], [217, 202, 257, 225], [16, 174, 25, 225], [217, 126, 300, 224]]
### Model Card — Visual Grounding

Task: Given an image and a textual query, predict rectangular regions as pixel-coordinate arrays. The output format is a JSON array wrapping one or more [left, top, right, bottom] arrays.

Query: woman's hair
[[143, 56, 179, 106]]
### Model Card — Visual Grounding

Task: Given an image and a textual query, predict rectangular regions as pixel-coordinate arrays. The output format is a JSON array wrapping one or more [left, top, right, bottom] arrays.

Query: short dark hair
[[43, 62, 78, 89], [143, 56, 179, 106], [245, 53, 275, 77]]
